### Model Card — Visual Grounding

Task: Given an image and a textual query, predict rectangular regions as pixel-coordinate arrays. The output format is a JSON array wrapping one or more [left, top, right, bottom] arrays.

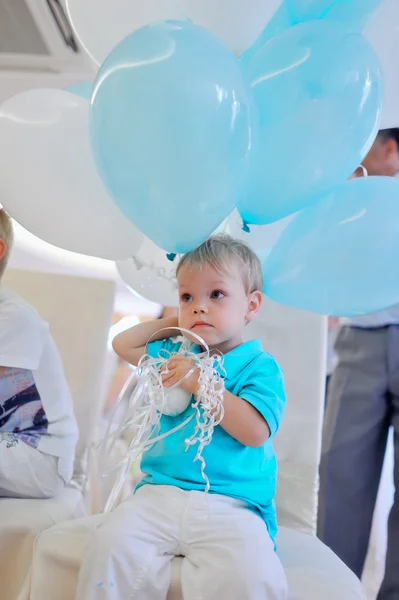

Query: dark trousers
[[318, 325, 399, 600]]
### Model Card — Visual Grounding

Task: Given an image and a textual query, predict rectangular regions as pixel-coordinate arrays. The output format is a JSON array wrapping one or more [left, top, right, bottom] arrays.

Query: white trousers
[[0, 433, 65, 498], [76, 484, 287, 600]]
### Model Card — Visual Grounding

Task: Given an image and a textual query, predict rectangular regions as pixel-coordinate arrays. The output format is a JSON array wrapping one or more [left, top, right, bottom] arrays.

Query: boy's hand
[[161, 356, 199, 395]]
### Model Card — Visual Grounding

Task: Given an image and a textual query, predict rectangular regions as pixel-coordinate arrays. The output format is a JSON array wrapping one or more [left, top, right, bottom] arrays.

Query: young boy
[[77, 235, 287, 599], [0, 209, 78, 498]]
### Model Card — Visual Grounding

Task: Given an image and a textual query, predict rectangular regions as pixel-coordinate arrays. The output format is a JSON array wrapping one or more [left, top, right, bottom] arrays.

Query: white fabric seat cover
[[28, 515, 365, 600], [0, 487, 84, 600]]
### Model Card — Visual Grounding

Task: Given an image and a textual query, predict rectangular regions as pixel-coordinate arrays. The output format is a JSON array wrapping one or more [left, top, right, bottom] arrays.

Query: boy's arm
[[216, 390, 270, 447], [163, 354, 284, 448], [112, 316, 179, 366], [165, 363, 269, 446]]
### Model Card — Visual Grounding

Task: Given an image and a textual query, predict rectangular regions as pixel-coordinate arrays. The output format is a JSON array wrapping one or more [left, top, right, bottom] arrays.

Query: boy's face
[[177, 262, 261, 354]]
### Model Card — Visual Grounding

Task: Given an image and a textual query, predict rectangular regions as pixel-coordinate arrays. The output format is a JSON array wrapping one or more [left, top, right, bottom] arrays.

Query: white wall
[[7, 234, 159, 317]]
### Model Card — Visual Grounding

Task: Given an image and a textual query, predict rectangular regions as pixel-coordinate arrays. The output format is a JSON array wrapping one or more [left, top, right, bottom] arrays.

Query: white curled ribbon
[[184, 352, 225, 492], [101, 327, 225, 514]]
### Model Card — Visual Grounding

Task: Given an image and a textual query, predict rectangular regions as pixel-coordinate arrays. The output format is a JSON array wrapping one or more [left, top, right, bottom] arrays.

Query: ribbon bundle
[[102, 328, 225, 513]]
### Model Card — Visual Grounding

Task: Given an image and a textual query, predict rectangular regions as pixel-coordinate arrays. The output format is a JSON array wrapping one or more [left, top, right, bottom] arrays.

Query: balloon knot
[[166, 253, 177, 262], [242, 222, 251, 233]]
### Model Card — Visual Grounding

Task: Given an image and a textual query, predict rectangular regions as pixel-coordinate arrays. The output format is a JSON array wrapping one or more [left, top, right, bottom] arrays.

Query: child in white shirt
[[0, 209, 78, 498]]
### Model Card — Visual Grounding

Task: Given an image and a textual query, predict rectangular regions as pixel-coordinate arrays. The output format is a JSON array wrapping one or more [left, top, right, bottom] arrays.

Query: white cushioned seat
[[0, 487, 84, 600], [27, 516, 365, 600]]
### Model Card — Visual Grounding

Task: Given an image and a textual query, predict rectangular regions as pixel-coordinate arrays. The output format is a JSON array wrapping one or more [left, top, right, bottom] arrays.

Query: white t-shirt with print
[[0, 287, 78, 482]]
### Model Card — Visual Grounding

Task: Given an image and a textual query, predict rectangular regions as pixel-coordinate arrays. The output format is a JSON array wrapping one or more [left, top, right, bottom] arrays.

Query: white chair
[[0, 269, 115, 600], [26, 299, 365, 600]]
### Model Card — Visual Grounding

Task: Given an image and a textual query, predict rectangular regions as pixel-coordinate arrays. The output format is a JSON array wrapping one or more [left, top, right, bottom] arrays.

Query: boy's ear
[[0, 240, 7, 261], [384, 138, 398, 160], [246, 291, 263, 322]]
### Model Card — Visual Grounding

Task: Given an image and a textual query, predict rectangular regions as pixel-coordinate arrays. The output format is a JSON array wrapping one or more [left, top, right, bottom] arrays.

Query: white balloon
[[66, 0, 183, 66], [66, 0, 281, 65], [364, 0, 399, 129], [162, 387, 192, 417], [0, 89, 143, 260], [117, 237, 178, 306]]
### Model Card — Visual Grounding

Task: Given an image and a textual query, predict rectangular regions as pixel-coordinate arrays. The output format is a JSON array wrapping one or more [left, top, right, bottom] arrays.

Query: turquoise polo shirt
[[138, 338, 286, 542]]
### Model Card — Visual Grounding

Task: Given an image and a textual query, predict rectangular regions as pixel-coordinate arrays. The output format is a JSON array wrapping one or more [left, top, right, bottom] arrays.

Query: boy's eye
[[210, 290, 225, 300], [181, 294, 192, 303]]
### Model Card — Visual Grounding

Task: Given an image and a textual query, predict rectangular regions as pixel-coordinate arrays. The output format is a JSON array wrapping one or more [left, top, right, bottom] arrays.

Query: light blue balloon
[[65, 82, 92, 100], [238, 19, 382, 226], [256, 248, 271, 264], [91, 20, 257, 254], [287, 0, 381, 29], [240, 3, 294, 66], [262, 176, 399, 316], [241, 0, 381, 65]]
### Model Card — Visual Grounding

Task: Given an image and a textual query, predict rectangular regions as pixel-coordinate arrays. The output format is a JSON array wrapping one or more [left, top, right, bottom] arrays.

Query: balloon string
[[185, 359, 225, 492], [101, 328, 225, 513], [131, 255, 177, 286]]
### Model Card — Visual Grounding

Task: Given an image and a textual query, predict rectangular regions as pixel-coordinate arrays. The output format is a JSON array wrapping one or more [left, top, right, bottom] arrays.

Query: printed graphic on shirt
[[0, 368, 48, 448], [0, 432, 19, 448]]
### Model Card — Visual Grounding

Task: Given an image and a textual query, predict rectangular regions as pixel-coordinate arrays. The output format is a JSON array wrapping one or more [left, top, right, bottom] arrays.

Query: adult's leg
[[378, 326, 399, 599], [181, 492, 287, 600], [76, 485, 182, 600], [0, 433, 63, 498], [318, 326, 390, 577]]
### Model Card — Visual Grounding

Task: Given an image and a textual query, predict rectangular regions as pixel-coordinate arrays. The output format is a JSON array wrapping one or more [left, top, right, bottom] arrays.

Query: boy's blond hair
[[0, 209, 14, 279], [176, 234, 263, 293]]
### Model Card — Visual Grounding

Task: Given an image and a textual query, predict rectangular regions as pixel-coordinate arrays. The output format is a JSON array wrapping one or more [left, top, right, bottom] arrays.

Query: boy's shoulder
[[243, 348, 283, 381], [0, 288, 47, 342], [227, 339, 281, 369], [222, 340, 283, 390], [0, 287, 45, 324], [253, 351, 283, 380], [256, 348, 282, 368], [0, 289, 49, 371]]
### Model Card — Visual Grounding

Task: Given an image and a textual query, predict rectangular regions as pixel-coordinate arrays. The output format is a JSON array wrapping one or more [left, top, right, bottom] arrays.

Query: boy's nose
[[193, 305, 207, 314]]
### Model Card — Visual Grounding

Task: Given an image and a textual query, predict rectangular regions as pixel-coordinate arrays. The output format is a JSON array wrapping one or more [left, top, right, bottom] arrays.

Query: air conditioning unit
[[0, 0, 89, 72]]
